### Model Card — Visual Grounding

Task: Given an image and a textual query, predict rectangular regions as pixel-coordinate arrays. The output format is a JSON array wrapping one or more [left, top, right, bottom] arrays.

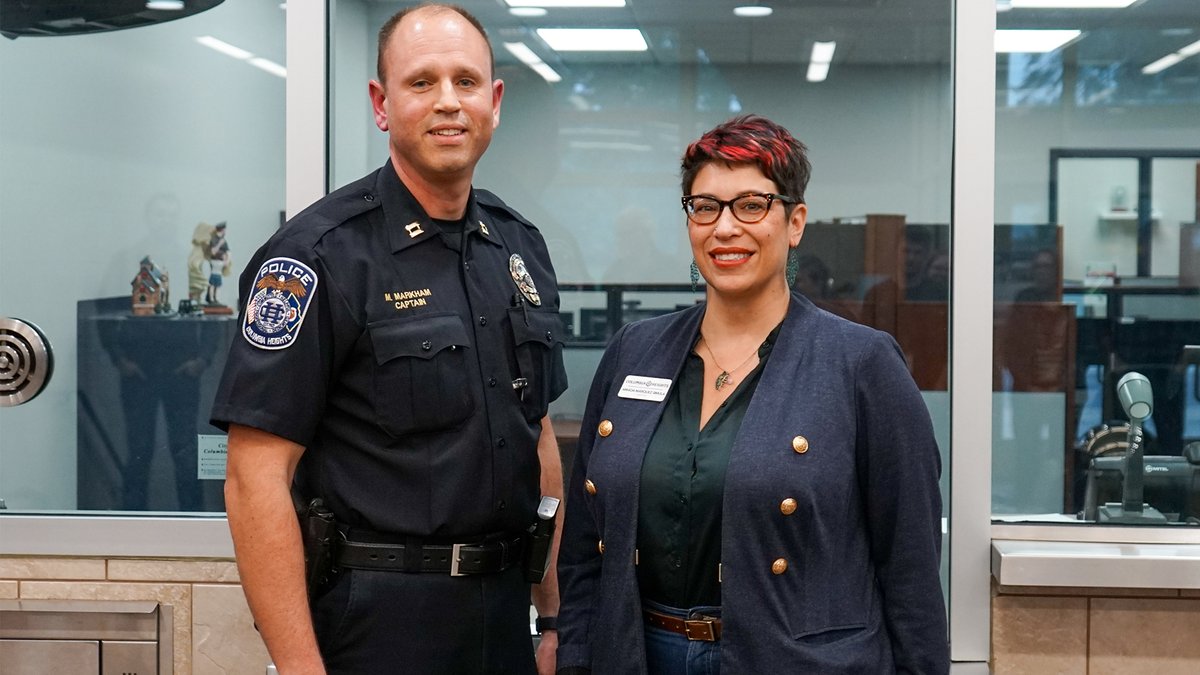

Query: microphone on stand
[[1118, 372, 1152, 515], [1117, 371, 1153, 422], [1098, 372, 1166, 522]]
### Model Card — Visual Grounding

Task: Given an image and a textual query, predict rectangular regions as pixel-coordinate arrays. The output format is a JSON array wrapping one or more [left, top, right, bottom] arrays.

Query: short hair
[[376, 3, 494, 83], [681, 114, 812, 206]]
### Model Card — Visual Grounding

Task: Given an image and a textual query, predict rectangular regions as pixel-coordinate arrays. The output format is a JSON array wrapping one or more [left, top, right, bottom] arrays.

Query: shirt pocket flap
[[510, 309, 564, 348], [368, 313, 469, 364]]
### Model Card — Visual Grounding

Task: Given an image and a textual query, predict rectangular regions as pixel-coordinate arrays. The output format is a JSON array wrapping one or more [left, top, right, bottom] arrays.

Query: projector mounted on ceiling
[[1, 0, 225, 40]]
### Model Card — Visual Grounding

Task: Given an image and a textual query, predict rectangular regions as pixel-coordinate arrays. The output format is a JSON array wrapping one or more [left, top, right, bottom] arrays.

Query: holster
[[292, 489, 339, 599], [523, 496, 559, 583]]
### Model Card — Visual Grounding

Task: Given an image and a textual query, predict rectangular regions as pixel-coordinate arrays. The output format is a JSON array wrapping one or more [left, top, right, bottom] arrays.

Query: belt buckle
[[683, 619, 717, 642], [450, 543, 466, 577]]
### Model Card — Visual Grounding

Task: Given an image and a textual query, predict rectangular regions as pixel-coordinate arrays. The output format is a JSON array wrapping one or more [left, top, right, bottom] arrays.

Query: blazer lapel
[[733, 293, 816, 451]]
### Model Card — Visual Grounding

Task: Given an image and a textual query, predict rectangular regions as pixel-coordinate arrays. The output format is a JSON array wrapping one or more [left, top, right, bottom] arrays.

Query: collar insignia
[[405, 221, 424, 238], [509, 253, 542, 306], [478, 220, 490, 236]]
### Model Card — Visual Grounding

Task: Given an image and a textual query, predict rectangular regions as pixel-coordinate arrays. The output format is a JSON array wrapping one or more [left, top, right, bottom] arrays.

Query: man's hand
[[225, 424, 326, 675], [532, 416, 563, 675], [536, 629, 558, 675]]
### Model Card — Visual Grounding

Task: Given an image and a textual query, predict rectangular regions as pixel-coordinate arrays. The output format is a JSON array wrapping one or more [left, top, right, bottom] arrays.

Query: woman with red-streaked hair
[[555, 115, 948, 674]]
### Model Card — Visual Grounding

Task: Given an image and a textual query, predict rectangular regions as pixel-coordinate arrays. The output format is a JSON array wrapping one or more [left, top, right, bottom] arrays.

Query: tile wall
[[992, 581, 1200, 674], [0, 556, 270, 674]]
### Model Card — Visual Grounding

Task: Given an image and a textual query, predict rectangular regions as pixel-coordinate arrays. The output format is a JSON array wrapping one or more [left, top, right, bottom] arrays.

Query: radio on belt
[[524, 495, 560, 583]]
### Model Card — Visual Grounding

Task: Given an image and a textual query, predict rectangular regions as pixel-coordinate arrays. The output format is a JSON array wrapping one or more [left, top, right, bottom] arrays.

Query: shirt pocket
[[368, 312, 473, 436], [506, 307, 566, 422]]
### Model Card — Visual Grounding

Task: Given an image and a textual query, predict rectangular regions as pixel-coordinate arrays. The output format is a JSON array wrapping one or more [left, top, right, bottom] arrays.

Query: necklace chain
[[698, 335, 760, 391]]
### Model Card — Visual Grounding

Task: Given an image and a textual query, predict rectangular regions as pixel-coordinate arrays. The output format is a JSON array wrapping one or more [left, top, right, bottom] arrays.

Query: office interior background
[[1, 0, 1198, 672]]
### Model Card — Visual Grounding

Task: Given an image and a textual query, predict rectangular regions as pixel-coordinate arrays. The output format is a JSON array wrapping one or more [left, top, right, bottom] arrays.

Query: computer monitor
[[1083, 453, 1200, 523]]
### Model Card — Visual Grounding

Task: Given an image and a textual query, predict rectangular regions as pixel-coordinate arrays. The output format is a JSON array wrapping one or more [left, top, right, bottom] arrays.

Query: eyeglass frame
[[681, 192, 802, 225]]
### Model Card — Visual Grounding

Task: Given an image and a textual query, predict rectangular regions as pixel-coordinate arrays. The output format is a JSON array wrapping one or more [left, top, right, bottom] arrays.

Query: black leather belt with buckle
[[336, 535, 524, 576], [643, 608, 722, 642]]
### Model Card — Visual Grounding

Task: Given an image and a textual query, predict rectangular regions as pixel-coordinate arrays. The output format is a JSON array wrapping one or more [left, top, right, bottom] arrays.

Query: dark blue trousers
[[312, 564, 535, 674]]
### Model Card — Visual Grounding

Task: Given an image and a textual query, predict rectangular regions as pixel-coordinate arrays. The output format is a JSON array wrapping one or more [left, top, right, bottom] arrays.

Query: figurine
[[131, 255, 170, 316], [205, 222, 231, 307], [187, 221, 233, 314], [187, 222, 216, 304]]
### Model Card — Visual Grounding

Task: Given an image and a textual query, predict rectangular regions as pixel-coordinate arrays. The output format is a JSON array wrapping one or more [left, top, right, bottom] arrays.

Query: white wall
[[997, 104, 1200, 221], [330, 58, 955, 285], [0, 2, 286, 508]]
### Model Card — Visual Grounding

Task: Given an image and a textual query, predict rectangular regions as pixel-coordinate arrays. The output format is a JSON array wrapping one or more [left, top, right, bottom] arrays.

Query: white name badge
[[617, 375, 672, 402]]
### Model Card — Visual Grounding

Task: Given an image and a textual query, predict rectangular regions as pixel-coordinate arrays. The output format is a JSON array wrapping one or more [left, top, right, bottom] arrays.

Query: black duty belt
[[335, 535, 524, 576], [643, 608, 722, 642]]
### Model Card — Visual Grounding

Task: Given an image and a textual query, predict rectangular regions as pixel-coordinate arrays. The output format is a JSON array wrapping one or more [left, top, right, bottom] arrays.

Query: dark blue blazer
[[557, 292, 949, 674]]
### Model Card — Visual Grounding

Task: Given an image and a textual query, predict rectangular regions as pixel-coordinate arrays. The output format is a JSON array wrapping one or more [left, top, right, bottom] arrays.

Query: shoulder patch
[[243, 257, 319, 350]]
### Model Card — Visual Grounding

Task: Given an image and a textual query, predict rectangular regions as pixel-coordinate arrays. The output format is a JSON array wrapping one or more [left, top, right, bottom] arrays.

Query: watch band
[[535, 616, 557, 633]]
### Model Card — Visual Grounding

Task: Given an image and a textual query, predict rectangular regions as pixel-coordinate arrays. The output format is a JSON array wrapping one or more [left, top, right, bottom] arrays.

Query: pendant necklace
[[698, 335, 760, 391]]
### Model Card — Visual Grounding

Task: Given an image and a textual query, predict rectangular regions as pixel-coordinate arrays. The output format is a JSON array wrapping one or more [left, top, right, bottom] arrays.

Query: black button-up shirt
[[636, 327, 778, 608], [211, 162, 567, 539]]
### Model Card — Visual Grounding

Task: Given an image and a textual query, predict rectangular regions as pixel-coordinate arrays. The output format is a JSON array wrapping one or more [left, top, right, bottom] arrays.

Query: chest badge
[[509, 254, 542, 306], [243, 257, 318, 350]]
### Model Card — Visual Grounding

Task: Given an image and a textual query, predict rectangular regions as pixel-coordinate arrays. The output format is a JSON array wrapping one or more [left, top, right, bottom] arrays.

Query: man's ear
[[491, 78, 505, 129], [369, 79, 388, 132]]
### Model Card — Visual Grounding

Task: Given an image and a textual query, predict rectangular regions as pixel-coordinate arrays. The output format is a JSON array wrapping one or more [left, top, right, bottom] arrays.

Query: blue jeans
[[642, 599, 722, 675]]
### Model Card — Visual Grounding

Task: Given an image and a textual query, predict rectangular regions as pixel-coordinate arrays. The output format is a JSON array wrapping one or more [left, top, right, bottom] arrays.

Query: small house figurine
[[131, 256, 171, 316]]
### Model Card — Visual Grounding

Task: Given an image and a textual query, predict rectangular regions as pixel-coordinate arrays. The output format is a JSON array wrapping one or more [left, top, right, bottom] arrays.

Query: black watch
[[535, 616, 557, 633]]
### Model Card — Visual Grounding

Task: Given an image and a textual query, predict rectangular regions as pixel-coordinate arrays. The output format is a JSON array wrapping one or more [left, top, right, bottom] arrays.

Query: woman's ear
[[788, 203, 807, 248]]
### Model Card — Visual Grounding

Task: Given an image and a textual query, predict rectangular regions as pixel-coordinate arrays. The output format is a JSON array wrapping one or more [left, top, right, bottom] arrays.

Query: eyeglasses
[[681, 193, 799, 225]]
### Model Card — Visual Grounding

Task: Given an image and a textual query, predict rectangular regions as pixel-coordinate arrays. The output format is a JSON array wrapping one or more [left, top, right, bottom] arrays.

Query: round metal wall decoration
[[0, 317, 54, 407]]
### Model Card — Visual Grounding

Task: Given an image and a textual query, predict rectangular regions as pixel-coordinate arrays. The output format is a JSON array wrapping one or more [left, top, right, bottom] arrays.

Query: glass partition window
[[331, 0, 954, 366], [994, 1, 1200, 524], [331, 0, 953, 583], [0, 2, 285, 513]]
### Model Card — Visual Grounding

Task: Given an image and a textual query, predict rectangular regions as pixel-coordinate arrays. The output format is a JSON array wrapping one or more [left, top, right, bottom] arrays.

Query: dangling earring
[[785, 247, 799, 288], [690, 260, 700, 292]]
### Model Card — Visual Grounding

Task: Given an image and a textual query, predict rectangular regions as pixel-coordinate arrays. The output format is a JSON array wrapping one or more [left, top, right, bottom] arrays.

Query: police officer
[[212, 5, 566, 674]]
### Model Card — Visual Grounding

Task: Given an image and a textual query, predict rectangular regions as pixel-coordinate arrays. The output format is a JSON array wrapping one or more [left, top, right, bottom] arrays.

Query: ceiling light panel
[[537, 28, 648, 52], [195, 35, 253, 60], [505, 1, 626, 7], [995, 29, 1081, 53], [1142, 53, 1184, 75], [248, 57, 287, 78], [1008, 0, 1137, 8], [733, 6, 773, 17], [1141, 39, 1200, 75], [509, 7, 548, 17], [504, 42, 563, 83], [811, 41, 837, 63]]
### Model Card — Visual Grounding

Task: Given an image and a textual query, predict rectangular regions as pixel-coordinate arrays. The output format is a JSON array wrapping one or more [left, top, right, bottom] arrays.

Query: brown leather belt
[[643, 608, 722, 642]]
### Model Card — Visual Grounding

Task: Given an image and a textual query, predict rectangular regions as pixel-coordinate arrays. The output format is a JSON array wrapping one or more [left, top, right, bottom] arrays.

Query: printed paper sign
[[197, 434, 228, 480]]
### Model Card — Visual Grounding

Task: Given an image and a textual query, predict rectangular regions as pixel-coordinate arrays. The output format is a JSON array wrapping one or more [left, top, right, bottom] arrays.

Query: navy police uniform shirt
[[210, 162, 568, 539]]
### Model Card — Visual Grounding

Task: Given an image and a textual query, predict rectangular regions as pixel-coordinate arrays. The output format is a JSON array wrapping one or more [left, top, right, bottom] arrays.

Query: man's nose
[[433, 80, 462, 112]]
